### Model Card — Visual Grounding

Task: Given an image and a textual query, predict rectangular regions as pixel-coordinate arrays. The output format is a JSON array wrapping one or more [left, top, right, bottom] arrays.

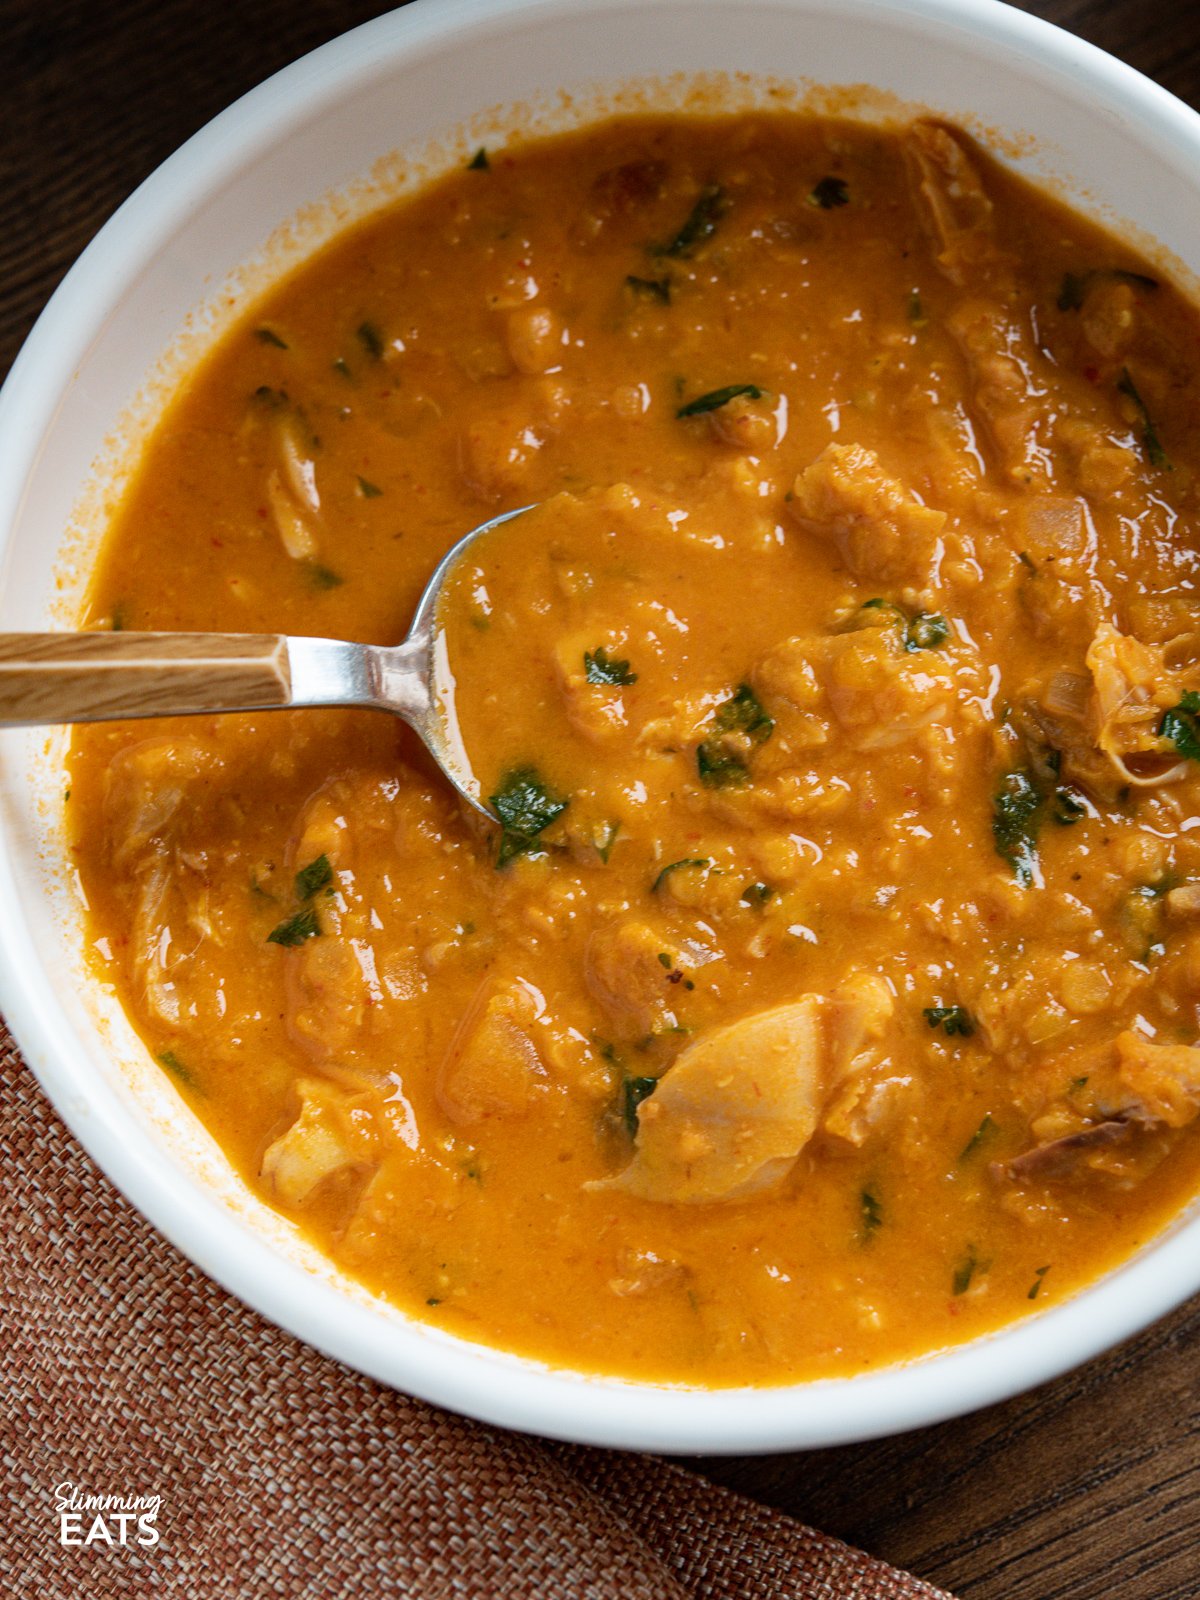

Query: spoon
[[0, 504, 533, 816]]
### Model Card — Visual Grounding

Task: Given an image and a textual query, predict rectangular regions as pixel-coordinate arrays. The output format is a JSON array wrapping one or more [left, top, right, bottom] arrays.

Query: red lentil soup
[[68, 112, 1200, 1384]]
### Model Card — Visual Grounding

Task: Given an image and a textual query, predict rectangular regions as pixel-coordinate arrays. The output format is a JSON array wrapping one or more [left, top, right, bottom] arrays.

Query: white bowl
[[3, 0, 1200, 1454]]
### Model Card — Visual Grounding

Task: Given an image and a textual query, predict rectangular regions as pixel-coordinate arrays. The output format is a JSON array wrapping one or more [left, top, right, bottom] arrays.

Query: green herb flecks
[[1053, 785, 1090, 825], [1117, 366, 1171, 470], [110, 605, 127, 632], [860, 1188, 883, 1241], [584, 647, 637, 686], [924, 1005, 975, 1038], [251, 383, 290, 411], [952, 1248, 979, 1297], [626, 274, 671, 304], [697, 684, 775, 788], [254, 326, 289, 349], [677, 383, 764, 419], [661, 184, 726, 258], [305, 562, 344, 591], [741, 881, 773, 907], [356, 320, 385, 360], [490, 766, 569, 867], [1028, 1264, 1052, 1300], [332, 357, 353, 381], [907, 288, 927, 325], [1159, 690, 1200, 761], [1057, 267, 1158, 312], [808, 175, 849, 209], [467, 147, 489, 170], [294, 854, 333, 900], [622, 1074, 659, 1136], [357, 476, 383, 499], [268, 907, 321, 947], [959, 1114, 997, 1163], [992, 769, 1043, 887], [904, 611, 950, 652], [652, 857, 712, 893], [158, 1049, 198, 1090], [594, 821, 621, 864]]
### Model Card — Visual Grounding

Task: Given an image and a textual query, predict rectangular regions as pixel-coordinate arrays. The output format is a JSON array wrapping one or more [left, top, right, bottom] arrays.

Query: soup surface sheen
[[70, 113, 1200, 1384]]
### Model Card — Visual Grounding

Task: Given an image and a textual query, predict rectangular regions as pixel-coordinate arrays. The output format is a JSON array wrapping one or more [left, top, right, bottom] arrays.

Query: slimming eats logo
[[53, 1482, 161, 1548]]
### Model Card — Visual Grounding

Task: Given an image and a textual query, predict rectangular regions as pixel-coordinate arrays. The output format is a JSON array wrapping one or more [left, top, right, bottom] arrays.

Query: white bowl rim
[[2, 0, 1200, 1455]]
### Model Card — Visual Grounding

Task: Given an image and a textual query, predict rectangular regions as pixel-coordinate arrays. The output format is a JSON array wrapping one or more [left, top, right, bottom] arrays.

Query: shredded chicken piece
[[437, 980, 546, 1126], [787, 442, 946, 586], [1002, 1032, 1200, 1183], [600, 981, 898, 1204], [260, 1077, 376, 1205], [585, 921, 680, 1037], [902, 120, 1004, 288], [1086, 622, 1187, 788]]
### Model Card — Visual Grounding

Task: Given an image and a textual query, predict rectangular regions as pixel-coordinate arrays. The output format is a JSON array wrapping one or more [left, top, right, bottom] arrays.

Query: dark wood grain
[[4, 3, 1200, 1596]]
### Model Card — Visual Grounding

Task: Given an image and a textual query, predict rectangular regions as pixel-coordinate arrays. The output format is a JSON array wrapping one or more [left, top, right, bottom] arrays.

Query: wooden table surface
[[5, 2, 1200, 1596]]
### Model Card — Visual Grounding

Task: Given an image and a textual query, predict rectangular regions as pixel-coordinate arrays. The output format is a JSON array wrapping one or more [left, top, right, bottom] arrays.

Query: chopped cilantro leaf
[[357, 476, 383, 498], [952, 1248, 979, 1296], [808, 175, 849, 209], [295, 854, 333, 900], [992, 770, 1042, 886], [1028, 1264, 1052, 1300], [268, 907, 320, 947], [697, 685, 775, 788], [622, 1074, 658, 1135], [1053, 785, 1089, 825], [860, 1188, 883, 1239], [677, 383, 764, 418], [652, 857, 711, 893], [626, 274, 671, 304], [741, 881, 773, 906], [661, 184, 726, 258], [490, 766, 569, 866], [904, 611, 950, 651], [356, 320, 384, 360], [924, 1005, 975, 1038], [467, 147, 489, 170], [158, 1049, 197, 1089], [254, 327, 289, 349], [584, 647, 637, 685], [959, 1114, 997, 1162], [1117, 366, 1171, 470], [306, 562, 344, 591], [1159, 692, 1200, 760]]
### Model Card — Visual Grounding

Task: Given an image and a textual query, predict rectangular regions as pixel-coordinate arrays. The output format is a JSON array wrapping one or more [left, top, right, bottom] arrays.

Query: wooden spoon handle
[[0, 632, 293, 724]]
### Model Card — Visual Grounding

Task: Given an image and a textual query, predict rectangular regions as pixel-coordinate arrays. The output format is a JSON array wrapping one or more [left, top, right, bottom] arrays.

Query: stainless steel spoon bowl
[[0, 504, 533, 815]]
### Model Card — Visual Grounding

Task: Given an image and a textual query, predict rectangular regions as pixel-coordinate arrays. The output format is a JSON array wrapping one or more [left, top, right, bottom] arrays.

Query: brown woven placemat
[[0, 1029, 956, 1596]]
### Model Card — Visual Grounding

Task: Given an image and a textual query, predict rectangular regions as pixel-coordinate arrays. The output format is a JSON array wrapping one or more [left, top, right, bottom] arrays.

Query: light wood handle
[[0, 632, 292, 725]]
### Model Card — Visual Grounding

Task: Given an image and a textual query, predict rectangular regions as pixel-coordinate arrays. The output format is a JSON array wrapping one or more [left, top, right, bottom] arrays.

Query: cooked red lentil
[[68, 112, 1200, 1383]]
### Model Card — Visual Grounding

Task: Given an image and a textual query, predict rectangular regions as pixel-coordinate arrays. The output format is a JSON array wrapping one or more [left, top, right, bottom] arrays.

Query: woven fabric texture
[[0, 1035, 955, 1598]]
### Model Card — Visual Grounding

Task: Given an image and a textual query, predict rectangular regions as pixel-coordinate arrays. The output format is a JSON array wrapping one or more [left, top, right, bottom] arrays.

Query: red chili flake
[[1083, 365, 1100, 384]]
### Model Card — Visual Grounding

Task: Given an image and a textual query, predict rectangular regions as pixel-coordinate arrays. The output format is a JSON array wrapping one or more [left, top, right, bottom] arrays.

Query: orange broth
[[68, 113, 1200, 1383]]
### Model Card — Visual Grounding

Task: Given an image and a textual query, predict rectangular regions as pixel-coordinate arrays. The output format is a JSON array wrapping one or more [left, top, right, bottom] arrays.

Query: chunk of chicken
[[787, 443, 946, 587], [1018, 623, 1190, 802], [585, 921, 679, 1038], [1003, 1032, 1200, 1183], [601, 981, 896, 1204], [823, 626, 959, 751], [605, 999, 827, 1203], [902, 120, 1004, 288], [437, 980, 546, 1126], [1086, 623, 1186, 788], [104, 737, 225, 865], [260, 1077, 376, 1205]]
